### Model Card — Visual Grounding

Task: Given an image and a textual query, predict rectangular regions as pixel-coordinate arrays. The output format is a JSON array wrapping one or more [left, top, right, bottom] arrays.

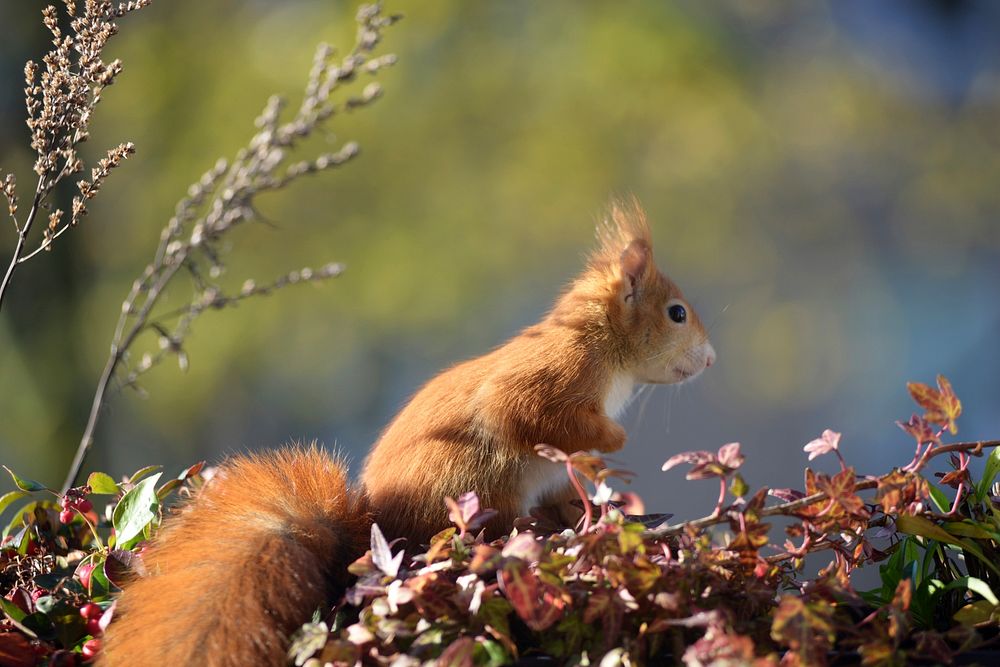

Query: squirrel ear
[[620, 239, 650, 301]]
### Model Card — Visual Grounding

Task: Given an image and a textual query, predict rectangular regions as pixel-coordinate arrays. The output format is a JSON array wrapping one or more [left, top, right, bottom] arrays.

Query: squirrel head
[[584, 197, 715, 385]]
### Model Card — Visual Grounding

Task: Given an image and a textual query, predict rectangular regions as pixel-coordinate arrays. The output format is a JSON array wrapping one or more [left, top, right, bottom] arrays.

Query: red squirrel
[[100, 199, 715, 666]]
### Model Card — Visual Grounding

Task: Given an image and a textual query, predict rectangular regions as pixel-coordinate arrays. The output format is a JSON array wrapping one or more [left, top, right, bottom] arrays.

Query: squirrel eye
[[667, 304, 687, 324]]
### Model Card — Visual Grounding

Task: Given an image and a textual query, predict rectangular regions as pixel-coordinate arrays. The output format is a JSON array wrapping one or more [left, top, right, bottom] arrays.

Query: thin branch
[[0, 180, 45, 313], [17, 221, 72, 263], [63, 257, 186, 492]]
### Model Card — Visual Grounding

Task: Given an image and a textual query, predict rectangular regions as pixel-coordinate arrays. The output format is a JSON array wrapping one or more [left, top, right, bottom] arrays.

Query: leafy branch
[[649, 439, 1000, 540]]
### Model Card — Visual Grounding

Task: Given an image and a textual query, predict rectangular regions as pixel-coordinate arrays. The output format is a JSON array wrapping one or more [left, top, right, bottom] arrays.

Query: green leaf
[[287, 620, 329, 666], [896, 514, 1000, 579], [112, 473, 162, 549], [729, 473, 748, 499], [476, 639, 510, 667], [87, 472, 119, 495], [954, 600, 996, 626], [927, 484, 951, 514], [2, 466, 47, 493], [0, 596, 26, 623], [128, 465, 162, 486], [0, 490, 28, 516], [9, 523, 30, 555], [896, 514, 962, 545], [156, 478, 182, 500], [943, 521, 994, 540], [90, 557, 112, 597], [976, 447, 1000, 503], [941, 576, 1000, 606]]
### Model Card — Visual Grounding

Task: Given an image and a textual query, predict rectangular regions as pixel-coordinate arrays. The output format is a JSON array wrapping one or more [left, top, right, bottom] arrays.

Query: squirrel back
[[101, 199, 714, 666]]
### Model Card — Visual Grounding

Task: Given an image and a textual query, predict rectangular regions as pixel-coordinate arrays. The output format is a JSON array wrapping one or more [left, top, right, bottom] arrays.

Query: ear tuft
[[590, 196, 656, 296]]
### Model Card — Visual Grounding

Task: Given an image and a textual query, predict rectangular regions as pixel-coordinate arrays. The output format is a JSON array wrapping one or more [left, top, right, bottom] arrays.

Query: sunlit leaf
[[976, 447, 1000, 503], [896, 414, 940, 446], [953, 600, 996, 626], [1, 466, 46, 493], [907, 375, 961, 435], [940, 576, 999, 607], [369, 523, 403, 578], [112, 473, 161, 549], [87, 471, 119, 495], [0, 490, 28, 516], [128, 465, 163, 486]]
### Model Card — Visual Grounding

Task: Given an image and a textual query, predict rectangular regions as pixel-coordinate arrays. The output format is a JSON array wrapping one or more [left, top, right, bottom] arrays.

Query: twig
[[0, 181, 44, 312]]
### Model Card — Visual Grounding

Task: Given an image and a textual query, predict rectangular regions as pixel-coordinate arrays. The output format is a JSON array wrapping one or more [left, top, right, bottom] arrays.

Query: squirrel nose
[[704, 344, 716, 369]]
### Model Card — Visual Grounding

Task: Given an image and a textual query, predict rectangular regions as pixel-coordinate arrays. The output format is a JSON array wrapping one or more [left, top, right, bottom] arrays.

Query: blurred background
[[1, 0, 998, 524]]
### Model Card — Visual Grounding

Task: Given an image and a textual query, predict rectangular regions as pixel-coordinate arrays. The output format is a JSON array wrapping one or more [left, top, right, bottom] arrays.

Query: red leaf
[[907, 375, 962, 435], [446, 492, 498, 535], [500, 560, 566, 631], [438, 637, 476, 667], [0, 632, 36, 667], [896, 414, 941, 446]]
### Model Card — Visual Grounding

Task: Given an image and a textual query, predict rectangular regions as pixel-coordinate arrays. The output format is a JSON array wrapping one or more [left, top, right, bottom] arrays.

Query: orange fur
[[100, 447, 368, 667], [101, 199, 714, 666]]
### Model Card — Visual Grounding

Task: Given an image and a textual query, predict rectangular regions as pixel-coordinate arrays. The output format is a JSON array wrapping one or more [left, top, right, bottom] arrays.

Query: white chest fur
[[519, 458, 569, 515], [603, 373, 636, 421]]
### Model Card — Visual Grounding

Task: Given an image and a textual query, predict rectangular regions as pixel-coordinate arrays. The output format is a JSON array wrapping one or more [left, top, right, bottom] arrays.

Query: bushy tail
[[101, 446, 369, 667]]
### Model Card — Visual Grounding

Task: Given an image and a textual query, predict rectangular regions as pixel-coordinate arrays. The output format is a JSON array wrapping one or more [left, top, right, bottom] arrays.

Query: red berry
[[76, 563, 95, 590], [85, 617, 103, 636], [60, 509, 75, 524], [31, 588, 48, 602], [81, 638, 101, 659], [76, 499, 93, 513], [79, 603, 102, 620]]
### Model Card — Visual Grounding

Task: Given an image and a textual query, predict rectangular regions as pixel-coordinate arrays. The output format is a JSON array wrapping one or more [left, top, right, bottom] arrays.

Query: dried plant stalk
[[61, 4, 401, 491], [1, 1, 149, 313]]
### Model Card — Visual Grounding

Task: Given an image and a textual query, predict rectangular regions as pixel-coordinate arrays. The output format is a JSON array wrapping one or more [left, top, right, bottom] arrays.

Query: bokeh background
[[1, 0, 998, 524]]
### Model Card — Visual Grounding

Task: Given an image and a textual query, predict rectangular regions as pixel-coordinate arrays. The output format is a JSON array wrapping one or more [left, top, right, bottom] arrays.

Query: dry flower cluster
[[1, 0, 151, 313], [50, 3, 400, 492]]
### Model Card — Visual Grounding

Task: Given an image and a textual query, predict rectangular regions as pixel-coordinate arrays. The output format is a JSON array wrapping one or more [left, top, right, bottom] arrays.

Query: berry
[[30, 588, 48, 602], [76, 563, 95, 590], [81, 638, 101, 659], [60, 509, 75, 524], [85, 617, 103, 637], [76, 499, 93, 513], [79, 603, 102, 620]]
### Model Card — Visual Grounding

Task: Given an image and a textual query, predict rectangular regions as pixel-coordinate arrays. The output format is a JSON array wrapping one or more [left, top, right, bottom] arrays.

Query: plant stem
[[61, 257, 186, 492], [0, 179, 44, 315], [567, 460, 593, 533]]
